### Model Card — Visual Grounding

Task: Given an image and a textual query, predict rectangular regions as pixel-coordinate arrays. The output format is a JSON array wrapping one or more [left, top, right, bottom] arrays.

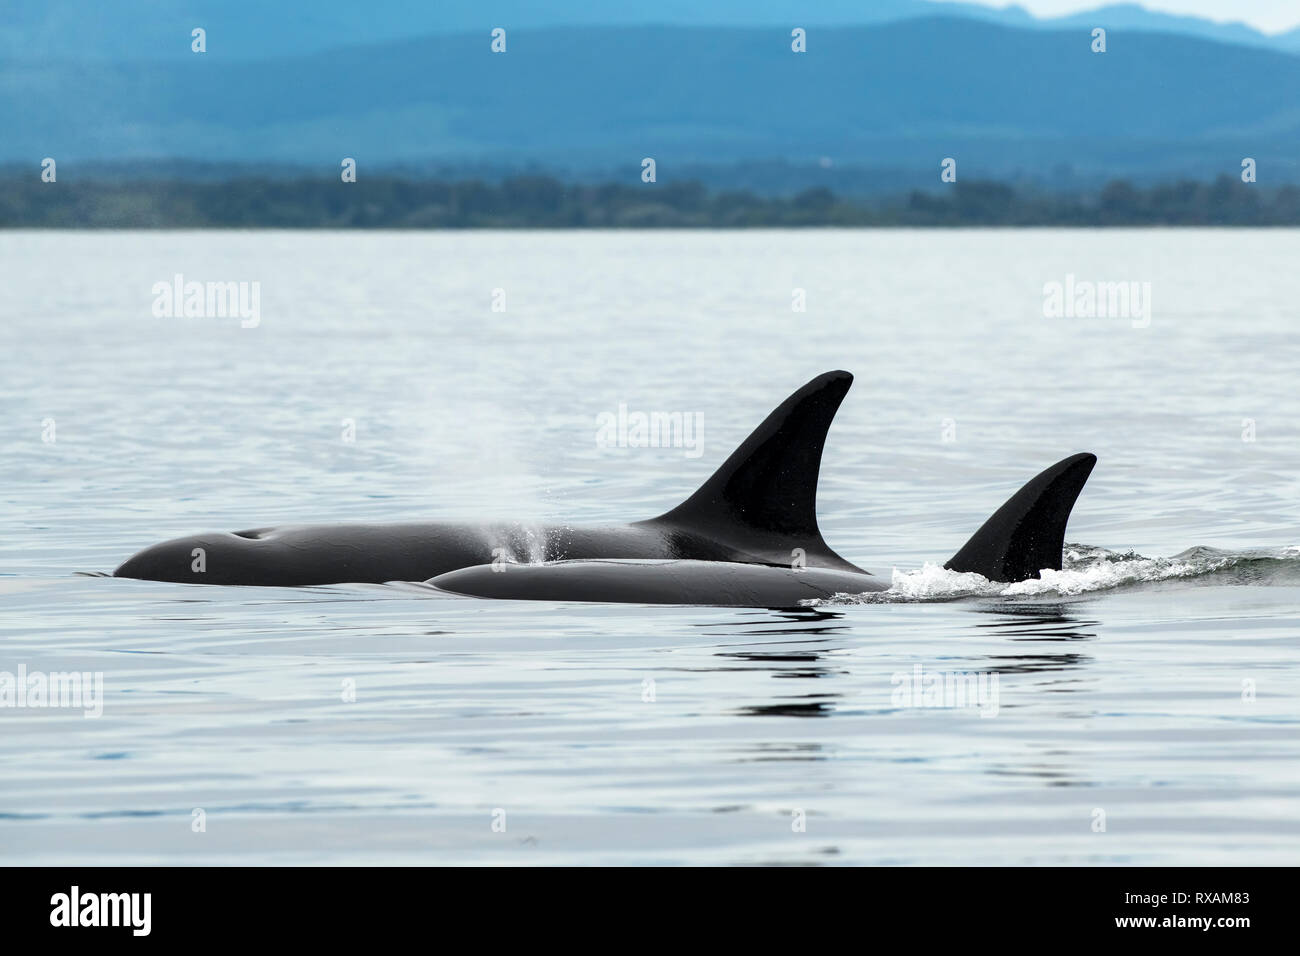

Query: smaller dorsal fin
[[648, 371, 860, 570], [945, 453, 1096, 582]]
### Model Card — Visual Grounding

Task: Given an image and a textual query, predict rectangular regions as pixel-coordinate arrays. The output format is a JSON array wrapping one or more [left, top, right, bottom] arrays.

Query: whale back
[[431, 558, 884, 607]]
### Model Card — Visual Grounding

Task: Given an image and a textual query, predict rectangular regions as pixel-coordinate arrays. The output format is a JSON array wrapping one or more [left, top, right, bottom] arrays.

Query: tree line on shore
[[3, 174, 1297, 227]]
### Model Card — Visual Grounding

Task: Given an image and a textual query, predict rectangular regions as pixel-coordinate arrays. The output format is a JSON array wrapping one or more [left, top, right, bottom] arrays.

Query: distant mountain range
[[4, 1, 1299, 59], [4, 13, 1298, 186]]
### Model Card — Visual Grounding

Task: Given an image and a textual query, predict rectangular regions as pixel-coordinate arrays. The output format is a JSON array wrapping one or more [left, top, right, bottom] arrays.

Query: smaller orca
[[431, 559, 883, 606], [428, 453, 1098, 607]]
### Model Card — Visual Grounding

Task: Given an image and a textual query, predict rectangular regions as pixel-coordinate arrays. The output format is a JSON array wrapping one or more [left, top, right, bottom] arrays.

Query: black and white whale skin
[[431, 559, 887, 606], [114, 371, 867, 587], [114, 368, 1097, 606]]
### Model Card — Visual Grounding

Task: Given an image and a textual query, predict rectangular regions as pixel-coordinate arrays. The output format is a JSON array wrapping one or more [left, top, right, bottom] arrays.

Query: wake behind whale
[[813, 544, 1300, 605]]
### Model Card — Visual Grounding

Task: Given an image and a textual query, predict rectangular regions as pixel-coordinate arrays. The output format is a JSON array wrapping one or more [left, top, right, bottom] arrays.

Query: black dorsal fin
[[945, 453, 1097, 582], [648, 370, 858, 570]]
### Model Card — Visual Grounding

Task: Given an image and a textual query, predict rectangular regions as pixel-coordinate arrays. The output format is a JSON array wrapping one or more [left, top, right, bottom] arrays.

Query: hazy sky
[[944, 1, 1300, 33]]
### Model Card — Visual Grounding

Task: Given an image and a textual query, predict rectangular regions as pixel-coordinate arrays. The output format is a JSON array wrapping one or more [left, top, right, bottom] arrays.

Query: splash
[[1002, 548, 1218, 596], [480, 522, 557, 566], [519, 523, 549, 564], [814, 544, 1300, 605]]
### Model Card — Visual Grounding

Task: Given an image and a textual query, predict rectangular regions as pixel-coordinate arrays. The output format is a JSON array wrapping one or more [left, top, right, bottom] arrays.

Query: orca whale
[[114, 369, 1097, 606], [428, 453, 1098, 607], [114, 370, 865, 586], [430, 558, 886, 606]]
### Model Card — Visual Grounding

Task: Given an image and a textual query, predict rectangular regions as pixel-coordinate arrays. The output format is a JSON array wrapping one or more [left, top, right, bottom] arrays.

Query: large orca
[[428, 453, 1098, 606], [114, 370, 866, 586]]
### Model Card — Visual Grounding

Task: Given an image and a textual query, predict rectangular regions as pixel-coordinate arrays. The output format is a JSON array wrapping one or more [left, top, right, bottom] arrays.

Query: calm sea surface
[[1, 229, 1298, 864]]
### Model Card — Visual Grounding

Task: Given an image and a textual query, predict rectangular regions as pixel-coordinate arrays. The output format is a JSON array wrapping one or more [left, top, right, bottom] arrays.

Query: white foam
[[815, 562, 998, 604], [815, 546, 1238, 605], [1001, 555, 1212, 596], [887, 562, 1001, 600]]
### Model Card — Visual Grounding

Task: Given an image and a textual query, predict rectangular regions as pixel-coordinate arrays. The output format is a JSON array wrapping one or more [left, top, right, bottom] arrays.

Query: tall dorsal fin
[[945, 453, 1096, 582], [648, 370, 857, 569]]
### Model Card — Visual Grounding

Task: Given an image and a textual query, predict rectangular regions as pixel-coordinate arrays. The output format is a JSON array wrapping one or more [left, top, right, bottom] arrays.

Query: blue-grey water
[[2, 229, 1298, 865]]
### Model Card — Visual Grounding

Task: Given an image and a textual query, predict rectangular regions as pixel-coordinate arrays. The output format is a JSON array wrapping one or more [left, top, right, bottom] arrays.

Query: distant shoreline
[[4, 175, 1297, 228]]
